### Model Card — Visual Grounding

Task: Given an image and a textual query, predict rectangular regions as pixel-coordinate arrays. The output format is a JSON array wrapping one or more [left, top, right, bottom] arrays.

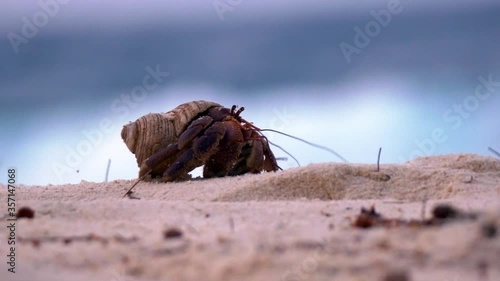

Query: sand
[[1, 154, 499, 281]]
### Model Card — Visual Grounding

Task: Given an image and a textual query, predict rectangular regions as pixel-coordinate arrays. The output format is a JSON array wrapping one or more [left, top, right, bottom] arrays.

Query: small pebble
[[16, 207, 35, 219], [432, 204, 458, 220], [481, 222, 497, 239], [164, 228, 183, 239], [383, 270, 410, 281]]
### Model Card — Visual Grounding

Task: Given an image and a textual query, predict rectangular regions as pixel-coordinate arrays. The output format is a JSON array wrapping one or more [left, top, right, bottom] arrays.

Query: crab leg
[[177, 116, 213, 149], [203, 120, 245, 178], [163, 122, 226, 181]]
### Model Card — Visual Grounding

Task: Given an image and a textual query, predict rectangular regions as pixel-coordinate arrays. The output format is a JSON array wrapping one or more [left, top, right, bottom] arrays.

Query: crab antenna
[[268, 140, 301, 167], [488, 147, 500, 158], [261, 129, 349, 163]]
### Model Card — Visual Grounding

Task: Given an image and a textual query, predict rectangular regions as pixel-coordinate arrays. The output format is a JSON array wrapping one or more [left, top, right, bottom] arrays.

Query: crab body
[[121, 100, 279, 181]]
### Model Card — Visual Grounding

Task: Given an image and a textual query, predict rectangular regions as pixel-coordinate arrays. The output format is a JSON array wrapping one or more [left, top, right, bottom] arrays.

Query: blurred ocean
[[1, 0, 499, 184]]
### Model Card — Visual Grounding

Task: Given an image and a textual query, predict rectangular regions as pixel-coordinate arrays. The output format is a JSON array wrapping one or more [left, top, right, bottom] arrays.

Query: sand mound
[[215, 154, 500, 201], [16, 154, 499, 203]]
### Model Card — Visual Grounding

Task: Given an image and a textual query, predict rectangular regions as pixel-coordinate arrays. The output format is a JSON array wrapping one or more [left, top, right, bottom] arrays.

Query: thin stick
[[123, 170, 151, 198], [268, 140, 301, 167], [421, 200, 427, 221], [105, 159, 111, 182], [488, 147, 500, 158], [421, 195, 428, 221], [229, 217, 235, 232], [261, 129, 348, 163], [377, 147, 382, 172]]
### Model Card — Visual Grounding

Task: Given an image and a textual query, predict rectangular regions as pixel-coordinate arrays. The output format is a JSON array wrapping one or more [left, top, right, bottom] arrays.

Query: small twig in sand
[[269, 140, 300, 167], [320, 210, 333, 217], [229, 217, 235, 233], [354, 204, 479, 229], [377, 147, 382, 172], [382, 201, 405, 204], [19, 234, 138, 246], [105, 159, 111, 182], [123, 170, 151, 198], [275, 157, 288, 161], [127, 193, 141, 200], [488, 147, 500, 158], [421, 197, 428, 221]]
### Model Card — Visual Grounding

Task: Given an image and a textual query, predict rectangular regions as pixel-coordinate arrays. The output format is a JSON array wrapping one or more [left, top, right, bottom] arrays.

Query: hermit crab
[[121, 100, 280, 182]]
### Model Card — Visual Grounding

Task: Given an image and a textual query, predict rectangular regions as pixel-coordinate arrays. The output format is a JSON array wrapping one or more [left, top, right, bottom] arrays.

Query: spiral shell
[[121, 100, 222, 168]]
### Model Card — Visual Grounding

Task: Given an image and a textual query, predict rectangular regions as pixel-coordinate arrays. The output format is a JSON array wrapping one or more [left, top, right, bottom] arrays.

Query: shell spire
[[121, 100, 221, 169]]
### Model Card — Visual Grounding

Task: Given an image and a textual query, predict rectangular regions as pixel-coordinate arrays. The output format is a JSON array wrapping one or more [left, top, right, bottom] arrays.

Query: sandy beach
[[1, 154, 499, 281]]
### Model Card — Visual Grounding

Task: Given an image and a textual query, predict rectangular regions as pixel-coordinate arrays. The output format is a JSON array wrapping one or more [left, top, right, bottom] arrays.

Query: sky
[[1, 0, 499, 185]]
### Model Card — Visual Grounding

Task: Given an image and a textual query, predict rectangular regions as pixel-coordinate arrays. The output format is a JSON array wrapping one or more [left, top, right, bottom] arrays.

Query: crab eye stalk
[[235, 106, 245, 117]]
